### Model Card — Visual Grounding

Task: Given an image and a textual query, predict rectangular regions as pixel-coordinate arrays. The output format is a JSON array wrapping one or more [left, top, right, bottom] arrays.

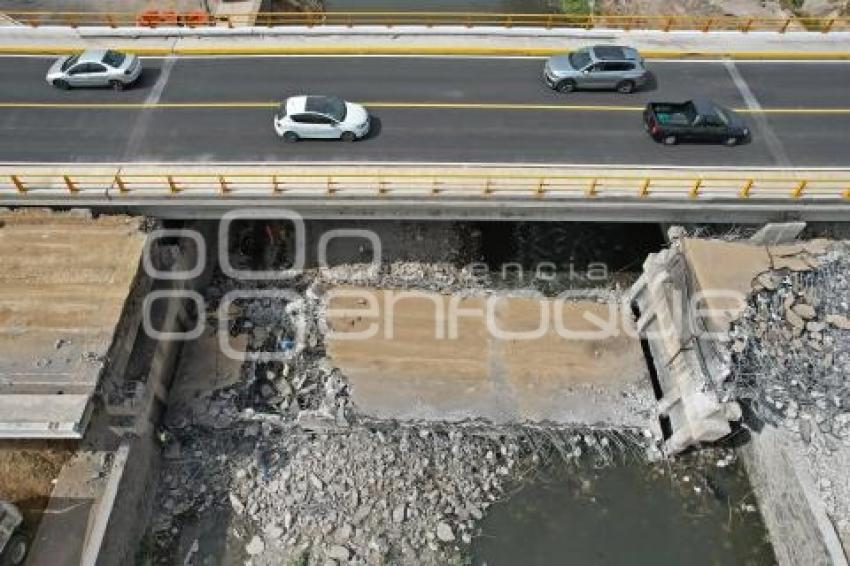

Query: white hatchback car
[[273, 95, 370, 142]]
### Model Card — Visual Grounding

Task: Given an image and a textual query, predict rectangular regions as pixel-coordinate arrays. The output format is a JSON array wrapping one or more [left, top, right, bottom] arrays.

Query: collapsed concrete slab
[[630, 239, 746, 455], [634, 233, 850, 565], [326, 289, 653, 428], [0, 209, 146, 438]]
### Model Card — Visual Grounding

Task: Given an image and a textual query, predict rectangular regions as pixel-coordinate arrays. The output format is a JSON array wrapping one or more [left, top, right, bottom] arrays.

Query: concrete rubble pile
[[721, 239, 850, 537], [160, 423, 631, 565], [150, 266, 643, 565], [315, 261, 489, 295]]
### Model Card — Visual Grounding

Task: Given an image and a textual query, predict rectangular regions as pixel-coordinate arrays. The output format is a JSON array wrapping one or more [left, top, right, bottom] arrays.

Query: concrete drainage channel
[[3, 213, 848, 565]]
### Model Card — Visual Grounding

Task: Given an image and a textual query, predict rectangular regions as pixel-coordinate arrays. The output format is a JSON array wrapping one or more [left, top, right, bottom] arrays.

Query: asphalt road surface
[[1, 56, 849, 166]]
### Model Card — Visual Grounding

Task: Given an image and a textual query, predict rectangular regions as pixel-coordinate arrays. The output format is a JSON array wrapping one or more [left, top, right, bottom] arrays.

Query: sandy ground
[[0, 441, 74, 529]]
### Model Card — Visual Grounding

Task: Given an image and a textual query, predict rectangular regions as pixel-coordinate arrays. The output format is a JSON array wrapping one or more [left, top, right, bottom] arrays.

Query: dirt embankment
[[0, 441, 75, 528]]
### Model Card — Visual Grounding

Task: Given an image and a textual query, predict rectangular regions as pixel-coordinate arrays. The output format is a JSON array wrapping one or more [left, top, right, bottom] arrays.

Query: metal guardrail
[[2, 11, 849, 33], [3, 172, 849, 200]]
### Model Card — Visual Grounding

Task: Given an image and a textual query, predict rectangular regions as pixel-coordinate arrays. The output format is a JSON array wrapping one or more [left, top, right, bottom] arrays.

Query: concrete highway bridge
[[1, 54, 849, 220]]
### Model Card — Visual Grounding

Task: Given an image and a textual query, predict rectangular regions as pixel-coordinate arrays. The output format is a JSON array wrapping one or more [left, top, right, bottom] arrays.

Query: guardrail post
[[431, 178, 440, 195], [505, 15, 512, 28], [11, 175, 26, 193], [741, 18, 753, 32], [63, 175, 79, 193], [218, 175, 229, 194], [689, 178, 702, 199], [114, 175, 128, 194], [822, 18, 835, 33], [105, 14, 115, 28], [272, 175, 281, 193], [779, 17, 792, 33], [702, 18, 714, 32], [483, 178, 492, 195], [844, 186, 850, 199], [739, 178, 754, 198], [326, 177, 336, 195], [378, 178, 387, 195], [536, 178, 545, 197], [663, 17, 673, 32], [545, 14, 553, 29], [586, 178, 597, 197], [638, 178, 650, 197], [167, 176, 179, 194], [791, 180, 807, 198]]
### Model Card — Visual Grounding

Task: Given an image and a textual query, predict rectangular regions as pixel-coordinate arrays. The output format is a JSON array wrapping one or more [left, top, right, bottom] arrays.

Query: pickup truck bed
[[649, 103, 695, 127]]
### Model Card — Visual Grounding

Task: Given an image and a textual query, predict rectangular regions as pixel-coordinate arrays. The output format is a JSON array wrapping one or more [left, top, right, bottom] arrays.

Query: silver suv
[[543, 46, 649, 94]]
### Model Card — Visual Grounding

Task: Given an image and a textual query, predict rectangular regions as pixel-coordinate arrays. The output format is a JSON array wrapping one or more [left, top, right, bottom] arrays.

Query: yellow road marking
[[0, 101, 849, 114], [3, 45, 850, 59]]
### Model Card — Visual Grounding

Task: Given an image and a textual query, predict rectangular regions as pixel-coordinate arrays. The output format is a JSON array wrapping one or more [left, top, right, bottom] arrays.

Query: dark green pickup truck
[[644, 99, 750, 146]]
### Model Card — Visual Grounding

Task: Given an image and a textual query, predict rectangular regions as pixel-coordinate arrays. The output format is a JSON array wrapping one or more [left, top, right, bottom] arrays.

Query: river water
[[472, 451, 776, 566]]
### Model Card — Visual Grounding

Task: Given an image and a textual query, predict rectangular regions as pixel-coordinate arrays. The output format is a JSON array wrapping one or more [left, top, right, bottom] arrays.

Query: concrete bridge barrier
[[1, 164, 848, 222]]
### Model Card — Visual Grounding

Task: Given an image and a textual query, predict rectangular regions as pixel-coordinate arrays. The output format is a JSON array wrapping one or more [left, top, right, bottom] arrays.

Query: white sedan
[[45, 49, 142, 90], [273, 95, 370, 142]]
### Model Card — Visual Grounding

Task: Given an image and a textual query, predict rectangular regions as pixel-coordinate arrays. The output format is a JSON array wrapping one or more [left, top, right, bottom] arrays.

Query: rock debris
[[721, 240, 850, 540]]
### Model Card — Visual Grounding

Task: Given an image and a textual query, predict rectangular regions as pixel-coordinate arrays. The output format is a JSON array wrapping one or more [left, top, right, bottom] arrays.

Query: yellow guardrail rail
[[2, 11, 850, 33], [2, 171, 849, 200]]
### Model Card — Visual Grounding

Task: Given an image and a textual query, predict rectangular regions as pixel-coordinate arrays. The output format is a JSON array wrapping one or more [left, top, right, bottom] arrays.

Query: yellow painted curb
[[2, 44, 850, 59]]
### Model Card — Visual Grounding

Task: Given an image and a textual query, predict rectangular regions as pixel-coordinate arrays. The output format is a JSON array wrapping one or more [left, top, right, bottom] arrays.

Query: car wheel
[[2, 533, 29, 566], [723, 136, 739, 146], [53, 79, 69, 90], [555, 80, 576, 93], [109, 80, 124, 91], [282, 132, 299, 143], [340, 131, 357, 142], [616, 80, 635, 94], [662, 135, 678, 145]]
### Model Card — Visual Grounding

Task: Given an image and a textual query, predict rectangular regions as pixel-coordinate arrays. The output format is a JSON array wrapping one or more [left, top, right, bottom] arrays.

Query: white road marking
[[122, 55, 176, 160], [724, 58, 792, 167]]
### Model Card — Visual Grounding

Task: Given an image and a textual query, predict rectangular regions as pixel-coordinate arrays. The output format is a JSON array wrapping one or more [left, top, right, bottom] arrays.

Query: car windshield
[[713, 108, 731, 125], [102, 50, 126, 68], [568, 51, 592, 70], [305, 96, 346, 122], [61, 54, 79, 71]]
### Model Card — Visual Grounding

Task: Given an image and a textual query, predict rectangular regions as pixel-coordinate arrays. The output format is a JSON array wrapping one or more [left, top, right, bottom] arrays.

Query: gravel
[[721, 239, 850, 543]]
